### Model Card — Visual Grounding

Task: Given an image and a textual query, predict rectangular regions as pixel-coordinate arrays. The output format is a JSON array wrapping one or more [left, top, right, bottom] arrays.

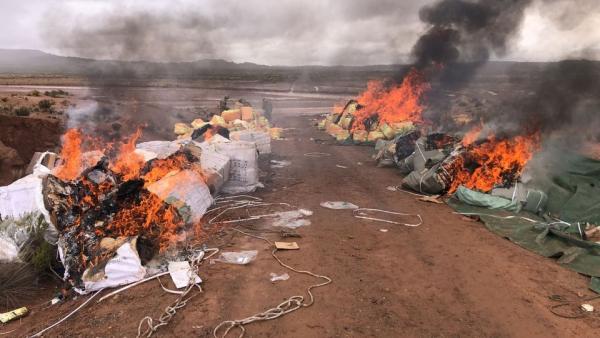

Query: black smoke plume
[[412, 0, 533, 85]]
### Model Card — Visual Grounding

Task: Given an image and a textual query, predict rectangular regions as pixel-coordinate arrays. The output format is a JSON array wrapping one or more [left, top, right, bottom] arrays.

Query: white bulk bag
[[230, 131, 271, 155], [213, 141, 262, 194], [146, 170, 213, 224]]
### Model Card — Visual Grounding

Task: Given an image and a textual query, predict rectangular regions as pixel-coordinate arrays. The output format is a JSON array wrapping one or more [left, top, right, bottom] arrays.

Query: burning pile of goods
[[317, 68, 546, 213], [317, 69, 428, 143], [0, 116, 270, 293]]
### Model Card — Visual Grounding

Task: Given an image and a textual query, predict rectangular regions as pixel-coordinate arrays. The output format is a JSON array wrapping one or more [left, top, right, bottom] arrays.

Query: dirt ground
[[3, 107, 600, 337]]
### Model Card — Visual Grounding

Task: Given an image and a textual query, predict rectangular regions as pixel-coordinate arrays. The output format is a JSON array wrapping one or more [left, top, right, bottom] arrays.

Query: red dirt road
[[7, 114, 600, 337]]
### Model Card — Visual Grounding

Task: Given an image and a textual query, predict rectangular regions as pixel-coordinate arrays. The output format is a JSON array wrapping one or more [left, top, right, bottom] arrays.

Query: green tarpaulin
[[449, 153, 600, 292]]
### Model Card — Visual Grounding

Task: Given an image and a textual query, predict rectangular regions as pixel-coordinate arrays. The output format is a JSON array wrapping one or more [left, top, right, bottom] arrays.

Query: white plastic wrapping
[[213, 141, 262, 194], [146, 170, 213, 224], [83, 239, 147, 292], [200, 149, 231, 194], [0, 154, 57, 246], [135, 141, 181, 161], [230, 131, 271, 155]]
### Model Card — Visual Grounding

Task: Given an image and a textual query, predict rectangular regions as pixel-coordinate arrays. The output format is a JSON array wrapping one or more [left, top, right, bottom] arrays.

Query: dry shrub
[[0, 263, 38, 310]]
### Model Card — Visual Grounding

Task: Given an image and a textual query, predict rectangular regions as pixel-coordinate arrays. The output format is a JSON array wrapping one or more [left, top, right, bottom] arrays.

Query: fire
[[110, 127, 145, 180], [446, 131, 540, 194], [51, 127, 208, 252], [462, 123, 483, 146], [352, 68, 430, 131], [54, 129, 83, 180]]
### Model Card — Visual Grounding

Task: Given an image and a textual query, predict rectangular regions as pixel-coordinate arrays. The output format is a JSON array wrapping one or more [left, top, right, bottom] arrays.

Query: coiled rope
[[136, 248, 219, 338], [213, 228, 332, 338]]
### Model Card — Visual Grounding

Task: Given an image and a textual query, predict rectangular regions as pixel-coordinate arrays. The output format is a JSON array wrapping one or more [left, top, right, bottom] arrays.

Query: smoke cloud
[[410, 0, 534, 88], [40, 0, 428, 66]]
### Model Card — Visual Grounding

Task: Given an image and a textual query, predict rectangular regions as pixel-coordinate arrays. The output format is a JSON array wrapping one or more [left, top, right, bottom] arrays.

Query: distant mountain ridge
[[0, 49, 403, 77]]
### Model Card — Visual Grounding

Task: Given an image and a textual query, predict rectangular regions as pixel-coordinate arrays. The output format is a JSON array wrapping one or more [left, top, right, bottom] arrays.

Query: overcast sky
[[1, 0, 599, 65]]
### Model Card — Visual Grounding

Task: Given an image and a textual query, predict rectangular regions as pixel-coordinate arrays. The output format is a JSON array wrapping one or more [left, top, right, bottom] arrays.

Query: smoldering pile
[[0, 121, 270, 293], [44, 149, 207, 289]]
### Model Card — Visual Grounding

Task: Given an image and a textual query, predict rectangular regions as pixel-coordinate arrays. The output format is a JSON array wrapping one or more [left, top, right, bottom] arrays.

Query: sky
[[1, 0, 599, 66]]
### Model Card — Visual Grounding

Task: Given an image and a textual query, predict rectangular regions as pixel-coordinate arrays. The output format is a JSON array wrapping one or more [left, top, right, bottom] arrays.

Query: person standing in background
[[262, 98, 273, 121]]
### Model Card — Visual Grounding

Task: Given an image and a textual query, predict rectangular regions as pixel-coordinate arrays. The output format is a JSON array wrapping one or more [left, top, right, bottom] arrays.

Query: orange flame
[[52, 127, 195, 251], [352, 68, 430, 131], [462, 123, 483, 146], [110, 127, 145, 180], [143, 153, 189, 185], [447, 131, 540, 194], [54, 129, 83, 180]]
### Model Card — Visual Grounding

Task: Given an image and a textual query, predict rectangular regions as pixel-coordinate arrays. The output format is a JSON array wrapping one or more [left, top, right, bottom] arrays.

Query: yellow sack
[[191, 118, 206, 129], [380, 123, 396, 139], [352, 130, 368, 143], [241, 106, 254, 121], [390, 121, 416, 136], [221, 109, 241, 122], [174, 123, 192, 135], [339, 116, 353, 130], [210, 115, 227, 127], [367, 131, 385, 142], [270, 127, 283, 140], [335, 130, 350, 142]]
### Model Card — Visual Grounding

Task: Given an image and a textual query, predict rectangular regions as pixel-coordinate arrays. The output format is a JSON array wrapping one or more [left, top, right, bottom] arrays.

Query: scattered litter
[[0, 307, 28, 324], [275, 242, 300, 250], [207, 199, 312, 228], [304, 152, 331, 157], [336, 164, 348, 169], [168, 261, 202, 289], [51, 297, 61, 305], [418, 195, 444, 204], [320, 201, 359, 210], [270, 272, 290, 282], [271, 210, 312, 229], [486, 90, 498, 96], [380, 229, 389, 233], [270, 160, 291, 168], [386, 186, 398, 192], [581, 304, 594, 312], [214, 250, 258, 265], [353, 208, 423, 227], [215, 228, 331, 338]]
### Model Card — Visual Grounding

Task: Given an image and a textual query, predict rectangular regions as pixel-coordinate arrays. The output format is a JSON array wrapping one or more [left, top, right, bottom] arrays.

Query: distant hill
[[0, 49, 404, 79]]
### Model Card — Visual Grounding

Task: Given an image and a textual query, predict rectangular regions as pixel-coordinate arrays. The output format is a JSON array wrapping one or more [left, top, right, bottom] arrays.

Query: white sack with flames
[[146, 169, 213, 224]]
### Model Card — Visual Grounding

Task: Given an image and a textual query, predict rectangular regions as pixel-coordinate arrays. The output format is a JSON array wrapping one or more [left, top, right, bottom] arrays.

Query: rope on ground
[[136, 248, 219, 338], [452, 211, 540, 223], [97, 271, 171, 303], [353, 208, 423, 227], [208, 202, 295, 225], [213, 229, 332, 338], [452, 212, 576, 229], [390, 186, 430, 197], [28, 288, 105, 338], [303, 152, 331, 157], [548, 294, 600, 319]]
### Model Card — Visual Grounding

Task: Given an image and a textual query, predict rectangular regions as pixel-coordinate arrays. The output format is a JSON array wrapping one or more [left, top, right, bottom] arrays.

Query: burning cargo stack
[[317, 66, 544, 212], [0, 107, 271, 292]]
